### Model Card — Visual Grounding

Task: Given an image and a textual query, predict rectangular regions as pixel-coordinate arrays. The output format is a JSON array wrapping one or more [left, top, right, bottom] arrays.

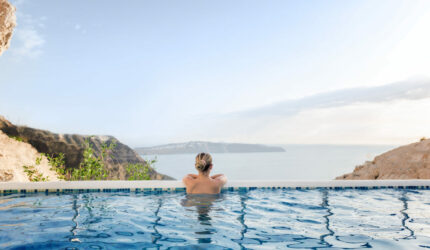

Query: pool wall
[[1, 180, 430, 194]]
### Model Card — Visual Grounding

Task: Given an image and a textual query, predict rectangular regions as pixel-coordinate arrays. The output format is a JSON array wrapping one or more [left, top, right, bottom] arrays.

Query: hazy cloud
[[73, 23, 86, 34], [236, 79, 430, 117], [10, 0, 25, 7], [170, 79, 430, 145], [11, 12, 46, 59]]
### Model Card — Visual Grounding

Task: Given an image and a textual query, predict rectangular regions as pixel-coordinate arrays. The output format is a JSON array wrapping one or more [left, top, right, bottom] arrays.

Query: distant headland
[[135, 141, 286, 155]]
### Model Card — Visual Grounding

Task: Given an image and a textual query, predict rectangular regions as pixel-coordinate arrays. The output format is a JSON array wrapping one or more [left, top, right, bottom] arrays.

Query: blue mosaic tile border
[[1, 185, 429, 196]]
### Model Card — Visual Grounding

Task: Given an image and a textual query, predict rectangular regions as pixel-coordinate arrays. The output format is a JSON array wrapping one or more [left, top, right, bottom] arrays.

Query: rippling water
[[1, 189, 430, 249]]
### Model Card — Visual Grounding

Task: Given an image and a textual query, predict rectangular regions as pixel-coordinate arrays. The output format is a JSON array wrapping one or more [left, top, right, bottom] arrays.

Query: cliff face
[[336, 139, 430, 180], [0, 130, 60, 182], [0, 0, 16, 55], [0, 116, 173, 180]]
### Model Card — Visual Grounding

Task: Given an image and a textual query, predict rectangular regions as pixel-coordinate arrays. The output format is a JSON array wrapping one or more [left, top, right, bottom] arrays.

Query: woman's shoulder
[[182, 174, 197, 184], [210, 174, 227, 184]]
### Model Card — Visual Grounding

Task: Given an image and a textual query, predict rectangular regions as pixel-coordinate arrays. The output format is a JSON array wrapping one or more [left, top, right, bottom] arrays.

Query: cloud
[[12, 28, 44, 58], [10, 0, 25, 7], [73, 23, 86, 34], [10, 12, 46, 59], [167, 79, 430, 145], [236, 79, 430, 117]]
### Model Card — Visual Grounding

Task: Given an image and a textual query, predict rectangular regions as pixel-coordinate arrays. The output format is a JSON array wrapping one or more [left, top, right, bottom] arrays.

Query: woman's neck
[[198, 171, 210, 178]]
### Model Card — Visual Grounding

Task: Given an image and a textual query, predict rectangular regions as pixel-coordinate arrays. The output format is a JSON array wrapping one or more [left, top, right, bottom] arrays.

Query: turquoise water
[[1, 189, 430, 249], [144, 145, 396, 180]]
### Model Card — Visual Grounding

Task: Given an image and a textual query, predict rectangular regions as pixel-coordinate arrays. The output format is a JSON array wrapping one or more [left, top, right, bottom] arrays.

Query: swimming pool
[[1, 188, 430, 249]]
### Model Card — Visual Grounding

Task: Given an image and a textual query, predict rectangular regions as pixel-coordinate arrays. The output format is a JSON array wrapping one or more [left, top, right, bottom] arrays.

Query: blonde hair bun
[[195, 153, 212, 172], [196, 159, 206, 170]]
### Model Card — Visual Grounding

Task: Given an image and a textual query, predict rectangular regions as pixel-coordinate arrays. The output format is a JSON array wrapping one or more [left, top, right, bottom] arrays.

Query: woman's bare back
[[183, 174, 227, 194], [183, 153, 227, 194]]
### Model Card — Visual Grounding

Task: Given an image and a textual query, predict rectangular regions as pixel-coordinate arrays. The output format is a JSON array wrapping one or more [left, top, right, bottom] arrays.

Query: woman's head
[[195, 152, 212, 173]]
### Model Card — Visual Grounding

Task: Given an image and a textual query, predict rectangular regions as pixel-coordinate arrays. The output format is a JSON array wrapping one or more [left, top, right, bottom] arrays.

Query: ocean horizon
[[142, 144, 397, 180]]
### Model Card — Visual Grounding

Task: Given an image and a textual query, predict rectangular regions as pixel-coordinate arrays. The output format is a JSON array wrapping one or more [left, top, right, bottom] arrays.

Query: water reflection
[[69, 193, 109, 243], [152, 198, 163, 244], [181, 194, 221, 244], [70, 195, 80, 242], [320, 189, 334, 246], [237, 192, 250, 248], [399, 191, 415, 240]]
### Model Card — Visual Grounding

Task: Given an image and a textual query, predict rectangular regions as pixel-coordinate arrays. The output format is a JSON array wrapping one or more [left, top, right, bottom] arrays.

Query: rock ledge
[[336, 139, 430, 180]]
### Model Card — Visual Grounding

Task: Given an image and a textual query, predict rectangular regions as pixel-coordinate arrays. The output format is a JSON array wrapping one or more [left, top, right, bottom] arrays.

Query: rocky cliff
[[0, 116, 172, 180], [0, 130, 60, 182], [336, 139, 430, 180], [0, 0, 16, 55]]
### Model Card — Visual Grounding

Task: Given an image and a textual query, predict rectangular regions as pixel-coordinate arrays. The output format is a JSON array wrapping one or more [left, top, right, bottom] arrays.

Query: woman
[[182, 152, 227, 194]]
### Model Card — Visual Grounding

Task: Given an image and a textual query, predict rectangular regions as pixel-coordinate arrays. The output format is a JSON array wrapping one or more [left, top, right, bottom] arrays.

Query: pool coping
[[1, 180, 430, 194]]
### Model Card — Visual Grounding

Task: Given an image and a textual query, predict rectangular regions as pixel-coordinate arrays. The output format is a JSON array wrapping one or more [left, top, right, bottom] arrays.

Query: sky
[[1, 0, 430, 147]]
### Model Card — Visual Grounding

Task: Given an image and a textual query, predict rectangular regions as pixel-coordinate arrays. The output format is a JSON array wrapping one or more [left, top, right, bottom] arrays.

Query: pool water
[[1, 189, 430, 249]]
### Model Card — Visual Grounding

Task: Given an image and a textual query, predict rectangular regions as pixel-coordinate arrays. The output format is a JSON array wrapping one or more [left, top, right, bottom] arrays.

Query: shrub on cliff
[[41, 137, 157, 181], [125, 158, 157, 181], [70, 137, 116, 180], [43, 153, 66, 179]]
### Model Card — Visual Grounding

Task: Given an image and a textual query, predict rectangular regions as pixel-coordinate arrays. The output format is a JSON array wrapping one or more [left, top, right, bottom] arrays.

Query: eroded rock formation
[[336, 139, 430, 180], [0, 130, 60, 182], [0, 0, 16, 55], [0, 116, 173, 180]]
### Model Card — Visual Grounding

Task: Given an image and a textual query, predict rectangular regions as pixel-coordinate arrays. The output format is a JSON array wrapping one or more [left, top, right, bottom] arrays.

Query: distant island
[[135, 141, 286, 155]]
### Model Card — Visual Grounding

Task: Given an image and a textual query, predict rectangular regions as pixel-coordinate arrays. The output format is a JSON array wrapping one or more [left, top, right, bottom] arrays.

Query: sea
[[141, 144, 396, 180]]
